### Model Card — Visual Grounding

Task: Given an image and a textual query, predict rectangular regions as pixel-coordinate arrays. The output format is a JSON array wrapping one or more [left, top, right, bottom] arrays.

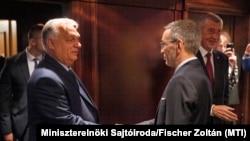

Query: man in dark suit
[[27, 18, 99, 141], [138, 19, 212, 125], [196, 12, 238, 124], [0, 23, 44, 141]]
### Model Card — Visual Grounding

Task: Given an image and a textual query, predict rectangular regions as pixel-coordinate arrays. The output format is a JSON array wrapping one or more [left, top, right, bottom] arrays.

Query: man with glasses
[[138, 19, 212, 124]]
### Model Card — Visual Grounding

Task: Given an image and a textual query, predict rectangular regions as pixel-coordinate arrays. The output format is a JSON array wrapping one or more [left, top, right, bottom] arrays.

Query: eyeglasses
[[160, 40, 176, 49]]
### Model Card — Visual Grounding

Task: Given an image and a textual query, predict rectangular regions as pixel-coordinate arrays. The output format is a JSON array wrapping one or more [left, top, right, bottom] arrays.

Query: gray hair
[[198, 12, 223, 28], [42, 18, 79, 48], [164, 19, 201, 54]]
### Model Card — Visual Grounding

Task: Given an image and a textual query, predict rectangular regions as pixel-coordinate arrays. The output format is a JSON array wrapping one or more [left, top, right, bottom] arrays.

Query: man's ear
[[29, 39, 36, 46], [46, 38, 55, 49], [176, 39, 184, 53]]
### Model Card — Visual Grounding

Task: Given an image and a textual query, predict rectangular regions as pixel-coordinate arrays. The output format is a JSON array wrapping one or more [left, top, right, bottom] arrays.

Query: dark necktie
[[68, 69, 85, 94], [33, 58, 38, 69], [206, 52, 214, 89]]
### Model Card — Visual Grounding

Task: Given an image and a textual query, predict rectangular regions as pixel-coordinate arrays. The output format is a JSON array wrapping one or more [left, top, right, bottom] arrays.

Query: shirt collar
[[199, 46, 213, 57], [174, 57, 197, 74], [26, 47, 43, 61]]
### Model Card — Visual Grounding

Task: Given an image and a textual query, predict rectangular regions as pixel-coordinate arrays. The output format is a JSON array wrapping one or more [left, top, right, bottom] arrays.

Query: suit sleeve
[[0, 60, 13, 134], [165, 77, 196, 124], [28, 76, 97, 125]]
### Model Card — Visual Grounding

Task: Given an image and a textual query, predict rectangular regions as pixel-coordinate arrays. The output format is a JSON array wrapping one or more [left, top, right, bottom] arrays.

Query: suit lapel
[[18, 51, 30, 81], [196, 51, 207, 73], [67, 70, 96, 108], [44, 54, 96, 109], [212, 51, 221, 92]]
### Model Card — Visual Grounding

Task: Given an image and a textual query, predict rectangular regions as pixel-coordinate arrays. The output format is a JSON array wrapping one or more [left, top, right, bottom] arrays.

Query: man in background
[[196, 12, 238, 124], [0, 23, 44, 141]]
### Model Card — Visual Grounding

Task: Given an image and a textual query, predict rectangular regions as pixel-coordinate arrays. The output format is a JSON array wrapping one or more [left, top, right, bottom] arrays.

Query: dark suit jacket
[[197, 50, 229, 124], [27, 53, 99, 141], [0, 51, 29, 140], [155, 59, 212, 124], [0, 56, 5, 78]]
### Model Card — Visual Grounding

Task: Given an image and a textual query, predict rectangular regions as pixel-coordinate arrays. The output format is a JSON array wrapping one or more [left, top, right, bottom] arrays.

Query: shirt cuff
[[210, 104, 215, 116], [243, 53, 250, 59]]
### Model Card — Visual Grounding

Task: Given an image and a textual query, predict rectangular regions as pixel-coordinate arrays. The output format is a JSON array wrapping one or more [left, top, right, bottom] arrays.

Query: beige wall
[[0, 20, 17, 57]]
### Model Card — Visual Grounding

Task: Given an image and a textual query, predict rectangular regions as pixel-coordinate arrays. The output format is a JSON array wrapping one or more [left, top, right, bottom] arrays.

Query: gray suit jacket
[[137, 59, 212, 125], [154, 59, 212, 124]]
